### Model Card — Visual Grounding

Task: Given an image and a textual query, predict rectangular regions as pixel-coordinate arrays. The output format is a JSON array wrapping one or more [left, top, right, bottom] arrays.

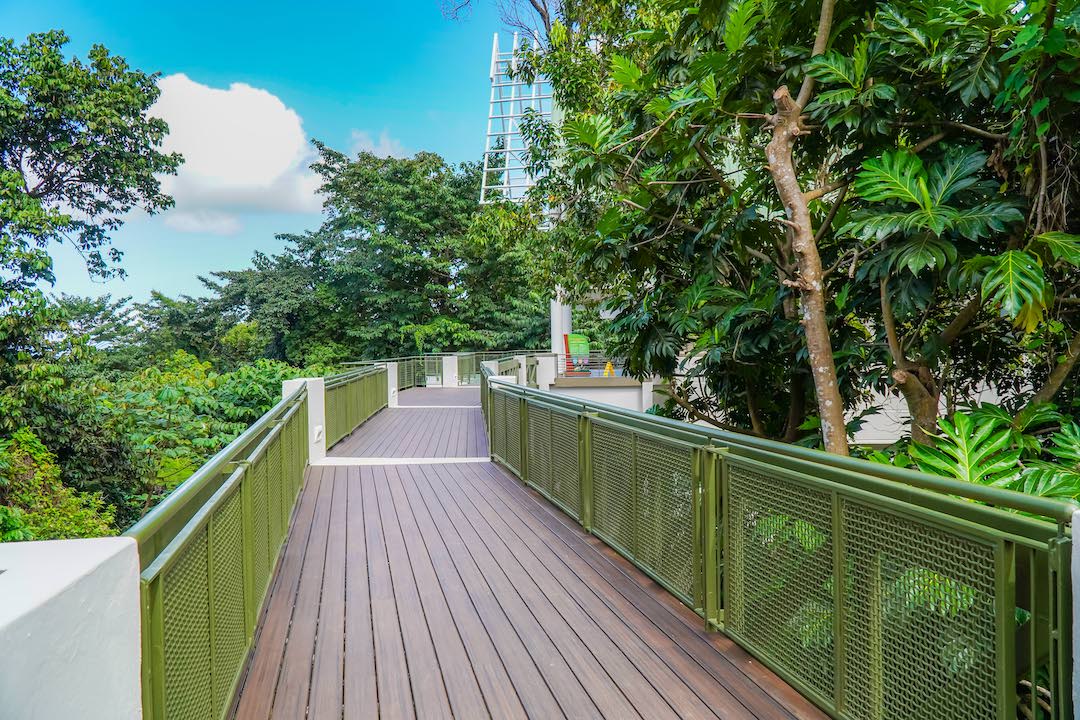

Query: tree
[[517, 0, 1080, 453], [1, 29, 180, 413], [205, 146, 549, 362]]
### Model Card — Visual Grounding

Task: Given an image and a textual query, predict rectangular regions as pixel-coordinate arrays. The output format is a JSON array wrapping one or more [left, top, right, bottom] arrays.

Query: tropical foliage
[[505, 0, 1080, 475]]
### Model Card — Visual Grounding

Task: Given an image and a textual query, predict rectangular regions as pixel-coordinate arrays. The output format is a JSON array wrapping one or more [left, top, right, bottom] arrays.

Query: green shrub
[[0, 429, 115, 540]]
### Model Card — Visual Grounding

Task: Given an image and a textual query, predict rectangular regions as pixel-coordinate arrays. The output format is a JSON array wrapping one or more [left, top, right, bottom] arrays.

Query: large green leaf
[[1033, 232, 1080, 266], [722, 0, 762, 55], [909, 412, 1021, 485], [927, 147, 987, 204], [854, 151, 928, 207], [889, 234, 958, 274], [979, 250, 1048, 331]]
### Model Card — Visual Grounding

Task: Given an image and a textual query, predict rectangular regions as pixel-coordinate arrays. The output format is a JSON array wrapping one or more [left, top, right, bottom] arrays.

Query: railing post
[[536, 353, 557, 391], [579, 412, 594, 532], [442, 355, 458, 388], [702, 448, 721, 630], [515, 354, 527, 385], [284, 378, 324, 464], [386, 362, 399, 407]]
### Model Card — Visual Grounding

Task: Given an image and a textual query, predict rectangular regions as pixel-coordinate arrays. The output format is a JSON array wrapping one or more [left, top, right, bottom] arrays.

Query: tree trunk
[[1018, 329, 1080, 420], [892, 367, 939, 444], [766, 86, 849, 455]]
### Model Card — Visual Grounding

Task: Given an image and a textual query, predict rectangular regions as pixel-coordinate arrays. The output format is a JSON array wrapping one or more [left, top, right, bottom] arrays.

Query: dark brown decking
[[397, 386, 480, 407], [328, 405, 488, 458], [230, 427, 828, 719]]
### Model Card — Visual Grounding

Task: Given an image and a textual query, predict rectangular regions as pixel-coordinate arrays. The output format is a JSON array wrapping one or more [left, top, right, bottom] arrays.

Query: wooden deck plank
[[329, 406, 488, 458], [269, 465, 334, 718], [231, 466, 324, 720], [385, 466, 529, 720], [343, 464, 378, 719], [231, 400, 829, 720], [307, 467, 347, 719], [434, 462, 741, 718], [398, 464, 568, 719], [361, 465, 417, 720], [371, 465, 455, 720], [381, 465, 498, 720], [423, 463, 654, 720]]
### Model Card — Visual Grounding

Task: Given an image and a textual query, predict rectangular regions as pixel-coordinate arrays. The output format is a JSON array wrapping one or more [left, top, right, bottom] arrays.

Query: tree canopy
[[513, 0, 1080, 460]]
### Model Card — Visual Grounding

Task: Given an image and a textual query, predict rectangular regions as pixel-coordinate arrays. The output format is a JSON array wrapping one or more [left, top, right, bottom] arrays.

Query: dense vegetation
[[0, 32, 547, 541], [492, 0, 1080, 500]]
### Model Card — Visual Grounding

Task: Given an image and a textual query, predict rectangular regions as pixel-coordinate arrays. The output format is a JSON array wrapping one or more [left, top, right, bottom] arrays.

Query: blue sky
[[1, 0, 506, 300]]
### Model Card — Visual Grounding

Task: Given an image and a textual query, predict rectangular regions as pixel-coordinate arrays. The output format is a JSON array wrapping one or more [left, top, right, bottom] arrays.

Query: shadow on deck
[[229, 387, 827, 719]]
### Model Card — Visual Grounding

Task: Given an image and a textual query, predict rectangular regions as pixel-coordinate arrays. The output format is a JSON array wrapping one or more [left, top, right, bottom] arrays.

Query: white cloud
[[350, 129, 407, 159], [151, 74, 322, 234]]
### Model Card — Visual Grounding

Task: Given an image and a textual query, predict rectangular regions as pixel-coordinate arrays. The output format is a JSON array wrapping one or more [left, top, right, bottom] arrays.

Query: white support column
[[515, 354, 528, 386], [442, 355, 458, 388], [640, 380, 654, 412], [536, 354, 557, 391], [0, 537, 142, 720], [550, 295, 572, 355], [283, 377, 325, 464], [386, 362, 399, 407]]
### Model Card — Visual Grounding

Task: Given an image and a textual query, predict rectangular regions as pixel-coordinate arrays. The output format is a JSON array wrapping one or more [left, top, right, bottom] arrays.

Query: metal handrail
[[125, 384, 308, 567], [484, 372, 1078, 525]]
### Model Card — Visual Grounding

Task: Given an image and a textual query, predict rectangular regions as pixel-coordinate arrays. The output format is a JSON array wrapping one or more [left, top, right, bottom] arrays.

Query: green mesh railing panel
[[526, 404, 553, 497], [505, 394, 522, 474], [635, 436, 696, 603], [591, 423, 635, 553], [725, 461, 836, 705], [208, 491, 247, 717], [491, 391, 506, 461], [249, 455, 270, 597], [841, 499, 999, 720], [550, 410, 581, 519], [325, 369, 388, 449], [162, 530, 213, 720]]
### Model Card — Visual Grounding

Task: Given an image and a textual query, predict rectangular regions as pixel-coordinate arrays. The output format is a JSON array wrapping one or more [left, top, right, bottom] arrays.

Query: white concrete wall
[[284, 377, 325, 463], [442, 356, 458, 387], [548, 384, 649, 412], [0, 537, 142, 719]]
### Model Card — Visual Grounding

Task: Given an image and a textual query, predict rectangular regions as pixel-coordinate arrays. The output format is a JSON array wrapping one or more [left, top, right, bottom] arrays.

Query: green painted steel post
[[702, 449, 721, 630], [580, 412, 594, 532], [993, 539, 1017, 720], [1050, 534, 1074, 720], [520, 396, 529, 485], [831, 489, 846, 715], [240, 465, 256, 635], [148, 577, 166, 720]]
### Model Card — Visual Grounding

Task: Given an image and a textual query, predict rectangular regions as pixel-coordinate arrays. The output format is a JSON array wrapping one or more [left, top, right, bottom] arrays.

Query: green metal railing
[[125, 386, 309, 720], [324, 366, 387, 448], [482, 369, 1075, 720]]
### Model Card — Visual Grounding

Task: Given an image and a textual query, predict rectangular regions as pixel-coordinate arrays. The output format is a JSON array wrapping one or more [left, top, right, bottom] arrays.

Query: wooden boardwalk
[[230, 389, 827, 720]]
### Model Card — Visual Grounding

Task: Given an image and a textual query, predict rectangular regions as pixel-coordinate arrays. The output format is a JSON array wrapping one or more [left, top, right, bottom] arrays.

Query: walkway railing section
[[324, 366, 387, 447], [482, 368, 1076, 720], [125, 386, 309, 720]]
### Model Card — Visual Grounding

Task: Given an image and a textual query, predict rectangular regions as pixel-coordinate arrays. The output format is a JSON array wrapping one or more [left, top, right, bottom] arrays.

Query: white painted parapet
[[386, 362, 399, 407], [0, 537, 142, 719], [283, 377, 325, 464], [515, 354, 528, 386], [442, 355, 458, 387], [536, 354, 557, 391]]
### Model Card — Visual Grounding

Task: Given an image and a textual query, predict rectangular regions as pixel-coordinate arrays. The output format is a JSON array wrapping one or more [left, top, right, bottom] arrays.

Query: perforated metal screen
[[590, 422, 698, 605], [145, 397, 309, 720], [524, 401, 581, 520]]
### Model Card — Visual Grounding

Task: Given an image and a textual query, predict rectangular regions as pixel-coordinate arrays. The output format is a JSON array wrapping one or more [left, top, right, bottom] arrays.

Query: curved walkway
[[229, 387, 827, 720]]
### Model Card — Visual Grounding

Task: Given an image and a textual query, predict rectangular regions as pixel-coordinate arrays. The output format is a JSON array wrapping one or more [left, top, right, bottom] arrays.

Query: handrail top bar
[[124, 384, 307, 546], [486, 374, 1079, 525]]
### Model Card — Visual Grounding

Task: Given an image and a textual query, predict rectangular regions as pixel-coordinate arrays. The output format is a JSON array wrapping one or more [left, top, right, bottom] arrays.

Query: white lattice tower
[[480, 32, 552, 204]]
